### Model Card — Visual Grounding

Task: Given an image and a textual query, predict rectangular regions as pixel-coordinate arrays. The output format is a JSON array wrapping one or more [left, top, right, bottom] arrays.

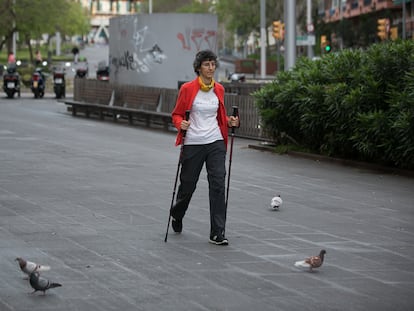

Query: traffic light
[[321, 35, 327, 48], [320, 35, 329, 53], [272, 20, 282, 40], [280, 22, 285, 40], [377, 18, 389, 40], [390, 27, 398, 40], [321, 35, 332, 54]]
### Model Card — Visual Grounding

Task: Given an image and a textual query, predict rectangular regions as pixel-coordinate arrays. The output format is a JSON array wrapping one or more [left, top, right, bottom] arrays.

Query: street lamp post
[[306, 0, 314, 59], [12, 0, 16, 57], [260, 0, 266, 79], [284, 0, 296, 70], [402, 0, 406, 39]]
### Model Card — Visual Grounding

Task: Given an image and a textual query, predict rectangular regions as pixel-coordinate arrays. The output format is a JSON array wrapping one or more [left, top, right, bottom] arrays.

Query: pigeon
[[15, 257, 51, 277], [294, 249, 326, 272], [29, 272, 62, 295], [270, 195, 283, 210]]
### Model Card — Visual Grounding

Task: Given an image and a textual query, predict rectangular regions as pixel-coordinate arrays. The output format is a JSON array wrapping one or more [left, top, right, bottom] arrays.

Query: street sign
[[306, 24, 314, 33], [296, 35, 315, 46], [393, 0, 411, 4]]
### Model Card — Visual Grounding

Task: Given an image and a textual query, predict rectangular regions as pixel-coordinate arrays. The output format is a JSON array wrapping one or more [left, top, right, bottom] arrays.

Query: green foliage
[[175, 0, 211, 13], [254, 40, 414, 169], [0, 0, 89, 55]]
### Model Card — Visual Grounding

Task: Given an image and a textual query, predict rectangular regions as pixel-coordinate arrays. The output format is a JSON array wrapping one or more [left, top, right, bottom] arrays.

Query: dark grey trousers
[[171, 140, 227, 237]]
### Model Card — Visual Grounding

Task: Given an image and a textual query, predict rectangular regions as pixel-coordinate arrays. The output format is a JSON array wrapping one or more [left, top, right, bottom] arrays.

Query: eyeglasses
[[201, 61, 216, 68]]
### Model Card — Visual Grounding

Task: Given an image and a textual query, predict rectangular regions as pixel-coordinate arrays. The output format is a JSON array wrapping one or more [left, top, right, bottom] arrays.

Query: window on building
[[351, 0, 358, 9], [317, 0, 325, 17]]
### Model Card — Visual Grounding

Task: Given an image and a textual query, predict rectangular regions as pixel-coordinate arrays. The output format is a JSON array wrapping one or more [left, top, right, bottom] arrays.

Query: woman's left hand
[[228, 116, 239, 128]]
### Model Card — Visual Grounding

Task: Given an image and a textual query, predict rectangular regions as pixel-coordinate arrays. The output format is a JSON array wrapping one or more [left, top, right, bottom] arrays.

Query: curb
[[248, 143, 414, 178]]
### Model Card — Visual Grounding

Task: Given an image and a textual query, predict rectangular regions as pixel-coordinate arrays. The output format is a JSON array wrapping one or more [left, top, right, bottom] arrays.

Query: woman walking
[[169, 50, 239, 245]]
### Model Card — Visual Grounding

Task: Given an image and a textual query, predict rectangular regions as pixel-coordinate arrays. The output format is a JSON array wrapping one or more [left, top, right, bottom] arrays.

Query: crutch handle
[[232, 106, 239, 118], [182, 110, 191, 138], [231, 106, 238, 134]]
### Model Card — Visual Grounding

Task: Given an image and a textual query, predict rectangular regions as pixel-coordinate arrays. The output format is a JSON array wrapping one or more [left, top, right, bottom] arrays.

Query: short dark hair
[[193, 50, 218, 75]]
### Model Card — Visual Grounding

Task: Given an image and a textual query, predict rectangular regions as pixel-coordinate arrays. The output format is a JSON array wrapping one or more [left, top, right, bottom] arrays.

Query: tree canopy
[[147, 0, 316, 51], [0, 0, 89, 55]]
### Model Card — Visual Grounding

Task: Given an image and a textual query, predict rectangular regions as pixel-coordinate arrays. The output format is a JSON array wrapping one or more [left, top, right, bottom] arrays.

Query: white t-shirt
[[185, 89, 223, 145]]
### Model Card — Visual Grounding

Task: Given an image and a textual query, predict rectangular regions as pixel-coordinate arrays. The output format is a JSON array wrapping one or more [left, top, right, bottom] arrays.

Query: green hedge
[[254, 40, 414, 169]]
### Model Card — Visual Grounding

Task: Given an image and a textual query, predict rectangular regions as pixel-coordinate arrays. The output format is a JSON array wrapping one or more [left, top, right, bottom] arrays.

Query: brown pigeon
[[15, 257, 50, 277], [294, 249, 326, 272]]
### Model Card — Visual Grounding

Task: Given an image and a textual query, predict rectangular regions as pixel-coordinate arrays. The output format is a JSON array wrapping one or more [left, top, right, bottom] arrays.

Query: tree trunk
[[26, 35, 33, 66]]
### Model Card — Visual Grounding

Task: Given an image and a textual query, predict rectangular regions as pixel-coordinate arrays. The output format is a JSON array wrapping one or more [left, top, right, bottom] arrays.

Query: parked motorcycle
[[3, 63, 21, 98], [228, 72, 246, 83], [75, 61, 88, 78], [96, 61, 109, 81], [31, 68, 46, 98], [52, 67, 66, 99]]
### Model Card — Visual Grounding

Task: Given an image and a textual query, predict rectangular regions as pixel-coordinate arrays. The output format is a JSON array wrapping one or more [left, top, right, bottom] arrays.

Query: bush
[[254, 40, 414, 169]]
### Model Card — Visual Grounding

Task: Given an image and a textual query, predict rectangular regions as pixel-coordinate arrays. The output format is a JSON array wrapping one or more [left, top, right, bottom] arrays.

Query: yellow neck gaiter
[[198, 76, 215, 92]]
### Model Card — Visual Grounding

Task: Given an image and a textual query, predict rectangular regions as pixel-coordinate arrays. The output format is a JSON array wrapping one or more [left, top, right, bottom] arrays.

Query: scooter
[[52, 67, 66, 99], [3, 63, 21, 98], [96, 61, 109, 81], [228, 72, 246, 83], [31, 68, 46, 98], [75, 61, 88, 78]]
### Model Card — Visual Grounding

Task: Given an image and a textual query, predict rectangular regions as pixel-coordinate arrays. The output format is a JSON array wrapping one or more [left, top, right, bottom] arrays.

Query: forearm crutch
[[164, 110, 190, 242], [225, 106, 239, 210]]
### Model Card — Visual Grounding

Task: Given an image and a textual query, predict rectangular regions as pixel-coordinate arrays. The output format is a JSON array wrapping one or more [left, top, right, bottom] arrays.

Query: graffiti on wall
[[111, 17, 167, 74], [177, 28, 216, 51], [111, 17, 217, 74]]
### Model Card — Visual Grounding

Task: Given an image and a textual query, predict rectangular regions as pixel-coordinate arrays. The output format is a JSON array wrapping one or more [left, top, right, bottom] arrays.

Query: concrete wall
[[109, 13, 218, 89]]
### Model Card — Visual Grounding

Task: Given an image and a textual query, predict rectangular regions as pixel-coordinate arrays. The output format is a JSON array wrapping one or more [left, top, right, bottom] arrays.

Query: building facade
[[318, 0, 413, 43], [79, 0, 142, 43]]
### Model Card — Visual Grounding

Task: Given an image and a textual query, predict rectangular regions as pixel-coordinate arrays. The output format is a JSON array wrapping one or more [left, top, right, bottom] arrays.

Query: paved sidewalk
[[0, 98, 413, 311]]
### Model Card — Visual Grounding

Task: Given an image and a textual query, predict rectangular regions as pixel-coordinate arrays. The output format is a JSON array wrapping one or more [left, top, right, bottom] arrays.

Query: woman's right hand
[[181, 120, 190, 130]]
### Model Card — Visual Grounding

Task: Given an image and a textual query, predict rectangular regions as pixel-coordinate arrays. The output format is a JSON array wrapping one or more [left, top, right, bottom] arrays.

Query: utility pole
[[12, 0, 16, 57], [260, 0, 266, 79], [339, 0, 344, 50], [149, 0, 153, 13], [402, 0, 406, 39], [284, 0, 296, 70], [56, 31, 61, 56], [306, 0, 314, 59]]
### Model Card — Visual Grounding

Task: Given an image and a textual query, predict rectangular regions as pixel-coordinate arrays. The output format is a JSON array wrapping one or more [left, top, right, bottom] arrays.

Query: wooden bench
[[60, 92, 173, 131]]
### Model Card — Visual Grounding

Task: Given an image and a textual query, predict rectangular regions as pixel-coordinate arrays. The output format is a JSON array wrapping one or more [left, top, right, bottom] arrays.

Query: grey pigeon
[[15, 257, 50, 277], [29, 272, 62, 295], [294, 249, 327, 272]]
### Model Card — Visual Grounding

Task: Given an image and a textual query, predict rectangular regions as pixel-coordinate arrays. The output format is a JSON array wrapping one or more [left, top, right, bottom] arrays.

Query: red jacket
[[172, 77, 230, 148]]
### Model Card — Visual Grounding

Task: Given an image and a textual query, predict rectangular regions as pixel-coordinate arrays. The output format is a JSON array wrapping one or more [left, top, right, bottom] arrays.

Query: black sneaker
[[209, 234, 229, 245], [171, 217, 182, 233]]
